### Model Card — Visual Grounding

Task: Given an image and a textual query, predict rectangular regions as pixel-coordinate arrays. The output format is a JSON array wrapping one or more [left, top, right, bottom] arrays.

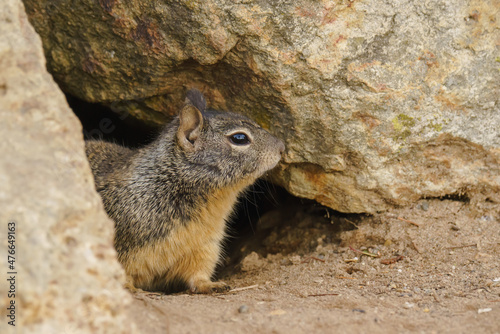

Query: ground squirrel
[[85, 89, 285, 293]]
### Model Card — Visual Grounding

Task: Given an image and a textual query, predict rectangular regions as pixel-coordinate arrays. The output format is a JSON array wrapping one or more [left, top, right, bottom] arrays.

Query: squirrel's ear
[[185, 89, 207, 112], [177, 104, 203, 151]]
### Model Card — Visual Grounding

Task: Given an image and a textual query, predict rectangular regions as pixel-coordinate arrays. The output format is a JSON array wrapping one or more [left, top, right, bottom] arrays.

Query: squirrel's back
[[85, 141, 134, 186], [86, 89, 285, 293]]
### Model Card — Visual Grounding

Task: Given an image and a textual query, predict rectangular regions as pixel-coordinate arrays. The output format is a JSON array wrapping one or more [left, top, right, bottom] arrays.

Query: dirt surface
[[126, 198, 500, 333]]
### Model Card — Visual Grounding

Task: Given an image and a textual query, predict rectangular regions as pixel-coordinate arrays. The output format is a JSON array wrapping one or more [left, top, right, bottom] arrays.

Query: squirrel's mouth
[[254, 153, 283, 179]]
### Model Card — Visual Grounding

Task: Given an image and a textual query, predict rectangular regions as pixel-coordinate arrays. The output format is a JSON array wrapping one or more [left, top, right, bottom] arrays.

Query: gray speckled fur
[[85, 90, 284, 291]]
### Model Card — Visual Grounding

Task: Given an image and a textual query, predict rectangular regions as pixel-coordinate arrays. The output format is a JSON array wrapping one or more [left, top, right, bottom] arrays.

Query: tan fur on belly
[[121, 178, 253, 291]]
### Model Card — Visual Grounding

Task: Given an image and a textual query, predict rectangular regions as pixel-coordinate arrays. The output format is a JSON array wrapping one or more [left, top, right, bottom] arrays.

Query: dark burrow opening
[[68, 94, 161, 148], [69, 94, 363, 282]]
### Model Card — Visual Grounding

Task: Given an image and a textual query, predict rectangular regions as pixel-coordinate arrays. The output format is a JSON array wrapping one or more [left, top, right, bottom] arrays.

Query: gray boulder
[[22, 0, 500, 213], [0, 0, 135, 332]]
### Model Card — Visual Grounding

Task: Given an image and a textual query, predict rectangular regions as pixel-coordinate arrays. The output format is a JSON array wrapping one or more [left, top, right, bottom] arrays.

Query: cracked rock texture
[[0, 0, 135, 332], [23, 0, 500, 213]]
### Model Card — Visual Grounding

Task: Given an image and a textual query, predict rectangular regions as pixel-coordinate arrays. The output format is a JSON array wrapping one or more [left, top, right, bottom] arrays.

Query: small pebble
[[352, 309, 366, 313], [398, 293, 413, 297], [420, 201, 429, 211], [403, 302, 415, 309], [269, 309, 286, 316], [478, 308, 492, 314], [238, 305, 249, 313]]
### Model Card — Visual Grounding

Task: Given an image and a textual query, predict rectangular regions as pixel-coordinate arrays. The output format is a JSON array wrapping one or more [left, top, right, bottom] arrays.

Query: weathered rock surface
[[0, 0, 135, 332], [23, 0, 500, 213]]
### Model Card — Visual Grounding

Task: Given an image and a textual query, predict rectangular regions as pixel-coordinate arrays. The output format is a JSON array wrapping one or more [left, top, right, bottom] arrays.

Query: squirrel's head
[[173, 89, 285, 187]]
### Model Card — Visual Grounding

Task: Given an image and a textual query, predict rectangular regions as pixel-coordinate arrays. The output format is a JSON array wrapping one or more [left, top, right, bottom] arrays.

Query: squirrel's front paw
[[190, 280, 230, 294]]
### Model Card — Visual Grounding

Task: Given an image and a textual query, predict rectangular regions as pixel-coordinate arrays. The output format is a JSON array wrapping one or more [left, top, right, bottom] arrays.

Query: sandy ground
[[126, 197, 500, 333]]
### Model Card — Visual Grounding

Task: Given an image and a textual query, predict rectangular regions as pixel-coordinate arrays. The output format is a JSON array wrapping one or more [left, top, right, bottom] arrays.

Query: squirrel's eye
[[228, 133, 250, 146]]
